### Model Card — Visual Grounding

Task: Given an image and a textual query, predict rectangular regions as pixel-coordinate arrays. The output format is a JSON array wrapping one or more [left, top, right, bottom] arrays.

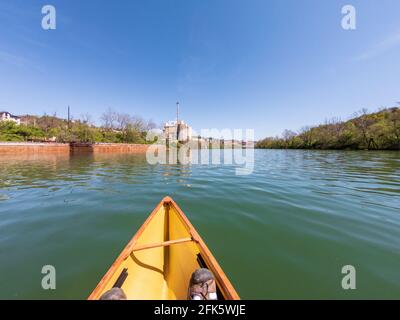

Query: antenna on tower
[[176, 101, 180, 141], [176, 101, 180, 122]]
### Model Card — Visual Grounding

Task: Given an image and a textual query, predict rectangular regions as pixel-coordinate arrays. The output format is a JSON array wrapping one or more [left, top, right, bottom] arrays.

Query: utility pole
[[67, 105, 71, 129]]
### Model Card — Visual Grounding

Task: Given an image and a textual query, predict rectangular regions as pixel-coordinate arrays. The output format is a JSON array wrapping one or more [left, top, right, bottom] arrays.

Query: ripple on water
[[0, 150, 400, 299]]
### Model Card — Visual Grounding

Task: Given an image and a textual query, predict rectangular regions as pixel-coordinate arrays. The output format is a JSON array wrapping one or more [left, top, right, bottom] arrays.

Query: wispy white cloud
[[0, 50, 43, 73], [0, 51, 28, 67], [353, 32, 400, 62]]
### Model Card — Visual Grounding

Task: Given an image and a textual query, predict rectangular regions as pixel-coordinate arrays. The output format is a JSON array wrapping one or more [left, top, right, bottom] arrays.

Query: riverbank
[[0, 142, 151, 154], [256, 107, 400, 151]]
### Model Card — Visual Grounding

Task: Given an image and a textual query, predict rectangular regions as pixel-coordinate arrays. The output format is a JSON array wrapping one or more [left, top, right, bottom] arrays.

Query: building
[[0, 111, 21, 125], [163, 102, 192, 143], [163, 120, 192, 143]]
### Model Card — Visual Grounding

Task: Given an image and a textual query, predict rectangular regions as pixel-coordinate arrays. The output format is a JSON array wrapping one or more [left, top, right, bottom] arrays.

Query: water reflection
[[1, 150, 399, 197], [0, 152, 196, 199], [1, 150, 400, 299]]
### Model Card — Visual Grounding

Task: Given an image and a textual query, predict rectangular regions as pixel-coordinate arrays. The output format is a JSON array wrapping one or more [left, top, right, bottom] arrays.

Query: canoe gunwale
[[88, 196, 240, 300]]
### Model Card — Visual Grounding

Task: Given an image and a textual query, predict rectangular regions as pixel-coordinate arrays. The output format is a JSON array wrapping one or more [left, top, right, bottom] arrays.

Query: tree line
[[0, 109, 157, 144], [256, 107, 400, 150]]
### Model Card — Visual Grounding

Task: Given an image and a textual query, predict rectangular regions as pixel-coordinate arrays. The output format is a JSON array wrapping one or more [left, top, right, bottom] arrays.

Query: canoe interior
[[88, 197, 239, 300]]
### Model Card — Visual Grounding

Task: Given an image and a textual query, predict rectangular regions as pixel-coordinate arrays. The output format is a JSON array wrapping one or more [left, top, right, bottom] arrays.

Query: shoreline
[[0, 142, 151, 154], [255, 147, 400, 151]]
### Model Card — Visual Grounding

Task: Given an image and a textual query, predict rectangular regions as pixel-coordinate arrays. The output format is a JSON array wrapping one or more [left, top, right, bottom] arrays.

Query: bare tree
[[116, 113, 131, 130], [81, 113, 93, 125], [101, 108, 117, 130], [353, 108, 375, 148], [299, 126, 313, 147], [282, 129, 297, 141], [130, 116, 145, 131], [146, 119, 157, 130], [388, 108, 400, 145]]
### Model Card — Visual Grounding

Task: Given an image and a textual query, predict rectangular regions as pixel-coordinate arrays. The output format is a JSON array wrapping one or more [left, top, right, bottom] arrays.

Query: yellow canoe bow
[[88, 196, 240, 300]]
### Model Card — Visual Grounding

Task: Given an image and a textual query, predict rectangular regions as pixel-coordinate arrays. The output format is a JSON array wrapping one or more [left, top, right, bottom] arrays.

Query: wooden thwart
[[131, 237, 194, 252]]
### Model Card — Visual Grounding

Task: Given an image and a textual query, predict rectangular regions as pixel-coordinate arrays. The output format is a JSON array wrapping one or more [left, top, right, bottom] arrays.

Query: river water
[[0, 150, 399, 299]]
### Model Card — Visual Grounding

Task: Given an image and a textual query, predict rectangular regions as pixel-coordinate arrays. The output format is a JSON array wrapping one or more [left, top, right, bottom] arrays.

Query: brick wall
[[71, 143, 150, 154], [92, 143, 149, 153], [0, 143, 70, 154], [0, 143, 151, 154]]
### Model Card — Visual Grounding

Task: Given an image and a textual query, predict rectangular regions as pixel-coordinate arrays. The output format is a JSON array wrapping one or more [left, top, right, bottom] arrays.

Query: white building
[[0, 111, 20, 125], [163, 102, 193, 143], [163, 120, 192, 143]]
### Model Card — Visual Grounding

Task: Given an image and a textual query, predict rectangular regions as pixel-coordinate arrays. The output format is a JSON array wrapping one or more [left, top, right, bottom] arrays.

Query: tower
[[176, 101, 180, 122], [176, 101, 180, 140]]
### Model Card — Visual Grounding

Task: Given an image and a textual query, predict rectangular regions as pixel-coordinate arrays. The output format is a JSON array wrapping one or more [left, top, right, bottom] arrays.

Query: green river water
[[0, 150, 399, 299]]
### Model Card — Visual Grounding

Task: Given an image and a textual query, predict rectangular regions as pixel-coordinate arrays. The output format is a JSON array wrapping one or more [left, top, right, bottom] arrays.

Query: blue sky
[[0, 0, 399, 139]]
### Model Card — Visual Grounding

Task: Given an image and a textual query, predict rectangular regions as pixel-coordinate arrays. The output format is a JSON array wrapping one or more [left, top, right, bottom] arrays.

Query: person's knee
[[99, 287, 127, 300], [188, 268, 218, 300]]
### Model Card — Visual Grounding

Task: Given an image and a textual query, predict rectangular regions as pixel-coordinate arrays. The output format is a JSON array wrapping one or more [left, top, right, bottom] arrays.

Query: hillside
[[0, 111, 156, 144], [256, 107, 400, 150]]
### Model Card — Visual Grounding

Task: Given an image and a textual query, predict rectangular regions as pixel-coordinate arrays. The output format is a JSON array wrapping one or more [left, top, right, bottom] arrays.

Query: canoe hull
[[88, 197, 239, 300]]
